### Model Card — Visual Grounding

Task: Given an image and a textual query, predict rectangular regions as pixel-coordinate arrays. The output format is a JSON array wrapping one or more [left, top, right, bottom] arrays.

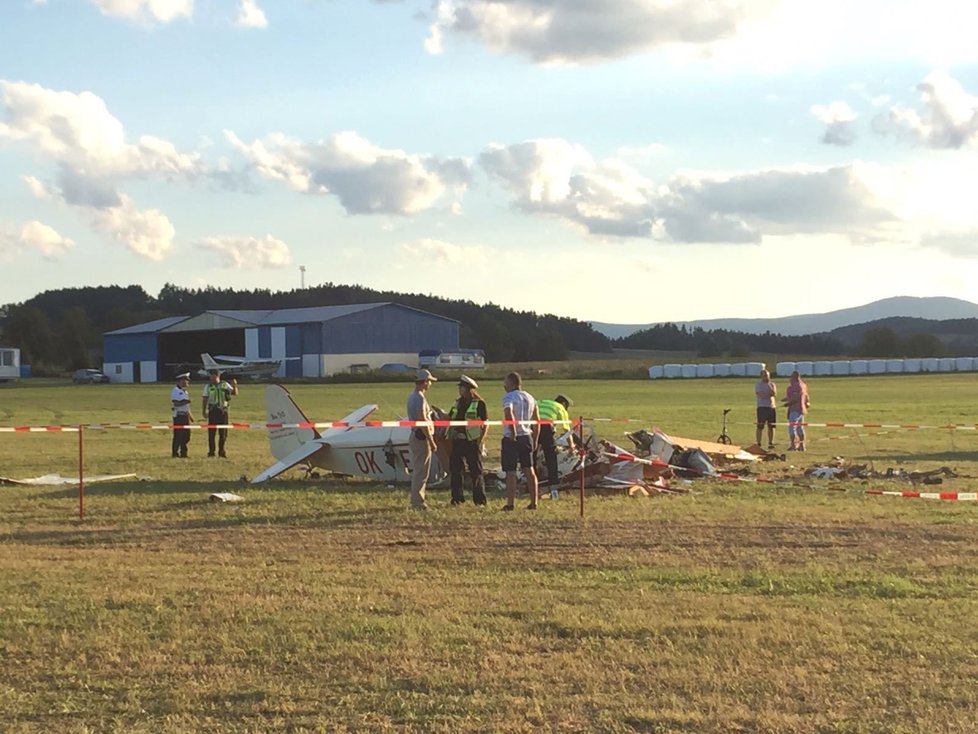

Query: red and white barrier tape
[[863, 489, 978, 501], [0, 417, 976, 433]]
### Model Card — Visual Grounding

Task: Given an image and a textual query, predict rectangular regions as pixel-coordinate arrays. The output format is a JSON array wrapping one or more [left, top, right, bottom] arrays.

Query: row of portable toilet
[[648, 357, 978, 379], [774, 357, 978, 376], [648, 362, 767, 379]]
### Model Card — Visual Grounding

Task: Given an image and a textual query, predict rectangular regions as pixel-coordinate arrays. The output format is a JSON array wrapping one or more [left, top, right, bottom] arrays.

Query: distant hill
[[826, 316, 978, 351], [590, 296, 978, 338]]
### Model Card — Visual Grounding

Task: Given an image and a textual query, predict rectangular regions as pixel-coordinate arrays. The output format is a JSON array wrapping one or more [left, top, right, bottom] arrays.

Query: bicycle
[[716, 408, 733, 444]]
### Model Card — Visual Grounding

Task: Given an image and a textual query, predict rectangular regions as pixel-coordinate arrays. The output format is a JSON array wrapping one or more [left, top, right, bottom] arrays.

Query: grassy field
[[1, 374, 977, 732]]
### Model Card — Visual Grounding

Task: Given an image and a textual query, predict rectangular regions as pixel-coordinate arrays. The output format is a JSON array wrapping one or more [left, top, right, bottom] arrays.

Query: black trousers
[[171, 413, 191, 457], [537, 425, 559, 487], [207, 406, 229, 455], [449, 438, 486, 504]]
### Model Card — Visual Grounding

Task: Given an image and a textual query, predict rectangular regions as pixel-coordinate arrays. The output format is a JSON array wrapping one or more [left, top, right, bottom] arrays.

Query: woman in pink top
[[783, 370, 810, 451]]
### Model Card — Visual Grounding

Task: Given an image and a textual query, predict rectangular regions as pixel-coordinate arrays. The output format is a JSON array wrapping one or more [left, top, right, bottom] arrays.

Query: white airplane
[[199, 353, 288, 380], [251, 384, 448, 485]]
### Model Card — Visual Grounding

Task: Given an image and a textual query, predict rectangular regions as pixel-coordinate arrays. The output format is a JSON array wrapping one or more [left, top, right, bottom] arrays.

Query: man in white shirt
[[501, 371, 540, 510], [170, 372, 194, 458]]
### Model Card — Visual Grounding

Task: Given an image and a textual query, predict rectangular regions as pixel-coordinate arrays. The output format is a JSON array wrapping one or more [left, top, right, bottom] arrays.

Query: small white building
[[903, 358, 921, 373], [795, 361, 814, 376], [954, 357, 974, 371], [868, 359, 887, 374], [886, 359, 905, 373], [713, 363, 732, 377], [0, 347, 20, 381], [663, 364, 682, 378], [938, 357, 957, 372], [681, 364, 698, 378], [648, 365, 665, 379], [850, 360, 869, 375], [745, 362, 766, 377], [831, 360, 851, 375], [814, 361, 833, 376]]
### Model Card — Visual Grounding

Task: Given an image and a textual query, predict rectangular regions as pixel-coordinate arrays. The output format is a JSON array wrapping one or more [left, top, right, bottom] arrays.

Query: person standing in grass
[[201, 369, 237, 458], [501, 371, 540, 511], [447, 374, 488, 506], [754, 369, 777, 449], [783, 370, 810, 451], [407, 368, 439, 511], [170, 371, 194, 458]]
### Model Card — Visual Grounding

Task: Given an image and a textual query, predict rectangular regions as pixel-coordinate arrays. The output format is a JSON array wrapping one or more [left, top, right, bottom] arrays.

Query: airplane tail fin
[[265, 384, 320, 460], [201, 353, 220, 371]]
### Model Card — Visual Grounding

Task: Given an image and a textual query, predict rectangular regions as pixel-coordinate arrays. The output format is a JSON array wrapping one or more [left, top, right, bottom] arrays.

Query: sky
[[2, 1, 978, 324]]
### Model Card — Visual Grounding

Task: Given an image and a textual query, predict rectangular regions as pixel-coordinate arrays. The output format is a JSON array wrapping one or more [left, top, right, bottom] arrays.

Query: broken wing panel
[[252, 441, 329, 483]]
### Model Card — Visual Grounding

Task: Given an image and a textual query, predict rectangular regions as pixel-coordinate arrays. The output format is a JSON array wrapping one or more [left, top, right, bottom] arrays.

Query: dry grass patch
[[1, 482, 976, 733]]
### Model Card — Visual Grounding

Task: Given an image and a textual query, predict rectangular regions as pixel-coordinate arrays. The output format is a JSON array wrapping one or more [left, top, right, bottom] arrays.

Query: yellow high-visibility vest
[[449, 400, 483, 441]]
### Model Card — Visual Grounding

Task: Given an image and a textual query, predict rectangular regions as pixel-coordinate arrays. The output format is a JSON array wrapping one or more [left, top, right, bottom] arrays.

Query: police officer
[[201, 369, 238, 458], [536, 393, 575, 493], [170, 372, 194, 458], [447, 374, 488, 505]]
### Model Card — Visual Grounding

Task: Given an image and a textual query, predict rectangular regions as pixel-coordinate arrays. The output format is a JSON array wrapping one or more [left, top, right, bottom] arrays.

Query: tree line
[[4, 284, 966, 375], [614, 322, 962, 358]]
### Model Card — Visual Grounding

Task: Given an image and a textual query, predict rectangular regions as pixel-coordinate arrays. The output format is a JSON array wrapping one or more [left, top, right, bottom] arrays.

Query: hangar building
[[103, 303, 459, 383]]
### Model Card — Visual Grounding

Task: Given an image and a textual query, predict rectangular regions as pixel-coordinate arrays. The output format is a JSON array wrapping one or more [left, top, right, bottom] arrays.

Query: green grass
[[0, 374, 977, 732]]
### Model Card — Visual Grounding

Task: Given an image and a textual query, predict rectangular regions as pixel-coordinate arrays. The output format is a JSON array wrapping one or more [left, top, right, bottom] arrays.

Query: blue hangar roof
[[103, 316, 191, 335], [104, 303, 459, 336]]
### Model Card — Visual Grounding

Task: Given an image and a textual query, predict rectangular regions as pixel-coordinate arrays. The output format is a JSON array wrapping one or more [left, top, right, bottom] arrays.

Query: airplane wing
[[251, 440, 328, 483]]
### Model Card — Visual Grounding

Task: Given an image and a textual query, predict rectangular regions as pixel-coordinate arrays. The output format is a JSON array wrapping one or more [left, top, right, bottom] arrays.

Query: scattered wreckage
[[495, 425, 761, 498]]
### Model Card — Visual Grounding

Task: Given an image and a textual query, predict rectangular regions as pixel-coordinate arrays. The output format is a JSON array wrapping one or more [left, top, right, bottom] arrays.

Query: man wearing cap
[[536, 393, 575, 494], [407, 369, 438, 510], [201, 369, 238, 458], [170, 372, 194, 458], [447, 374, 488, 506], [501, 371, 540, 510]]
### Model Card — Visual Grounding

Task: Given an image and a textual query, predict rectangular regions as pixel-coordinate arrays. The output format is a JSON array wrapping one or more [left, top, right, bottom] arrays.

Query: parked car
[[72, 368, 111, 384]]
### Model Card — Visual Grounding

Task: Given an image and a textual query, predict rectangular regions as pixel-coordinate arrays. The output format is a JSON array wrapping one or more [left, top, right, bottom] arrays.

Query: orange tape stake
[[78, 424, 85, 519], [578, 415, 585, 518]]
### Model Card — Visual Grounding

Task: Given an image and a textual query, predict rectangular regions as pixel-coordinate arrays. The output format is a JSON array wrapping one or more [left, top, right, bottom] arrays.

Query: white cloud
[[425, 0, 777, 63], [197, 234, 291, 269], [0, 81, 202, 180], [19, 220, 75, 259], [481, 139, 658, 237], [0, 219, 74, 260], [21, 175, 50, 199], [88, 194, 175, 260], [874, 71, 978, 149], [480, 139, 900, 243], [657, 164, 897, 243], [920, 230, 978, 257], [89, 0, 193, 24], [225, 129, 471, 215], [811, 101, 858, 147], [236, 0, 267, 29], [398, 237, 487, 266]]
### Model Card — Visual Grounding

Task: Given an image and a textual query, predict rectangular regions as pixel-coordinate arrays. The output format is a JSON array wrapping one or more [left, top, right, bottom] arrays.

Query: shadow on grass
[[36, 479, 410, 499], [865, 450, 978, 464]]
